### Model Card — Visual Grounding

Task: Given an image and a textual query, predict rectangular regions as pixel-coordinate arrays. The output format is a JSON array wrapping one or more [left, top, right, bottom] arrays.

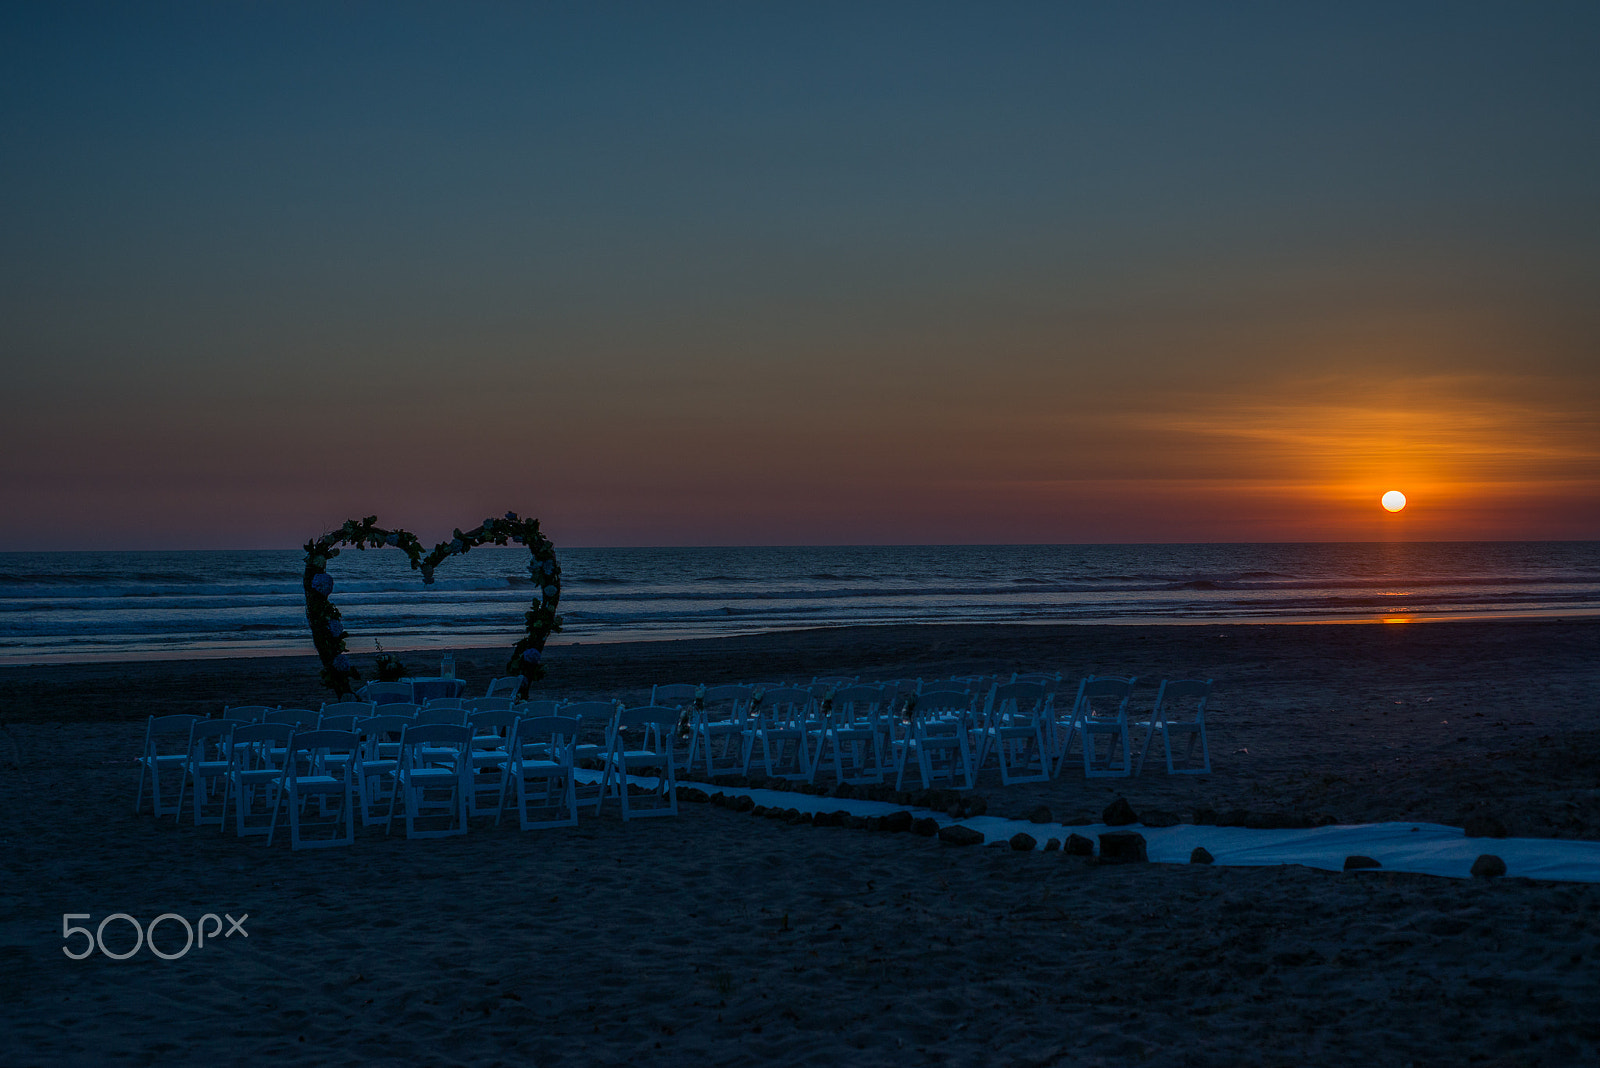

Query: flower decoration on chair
[[302, 512, 562, 699]]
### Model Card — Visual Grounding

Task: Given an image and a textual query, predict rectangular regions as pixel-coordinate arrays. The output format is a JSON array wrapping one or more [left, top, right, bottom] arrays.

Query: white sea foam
[[1, 542, 1597, 663]]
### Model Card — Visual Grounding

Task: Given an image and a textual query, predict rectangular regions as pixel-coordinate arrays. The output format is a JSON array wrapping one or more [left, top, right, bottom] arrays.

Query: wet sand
[[2, 620, 1598, 1065]]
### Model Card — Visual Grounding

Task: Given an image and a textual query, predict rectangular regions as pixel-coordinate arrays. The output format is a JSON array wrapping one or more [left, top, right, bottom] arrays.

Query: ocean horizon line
[[4, 536, 1599, 555]]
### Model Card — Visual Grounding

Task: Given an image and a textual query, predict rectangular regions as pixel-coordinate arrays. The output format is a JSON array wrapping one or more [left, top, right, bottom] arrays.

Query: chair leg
[[1136, 718, 1160, 776], [385, 774, 402, 835], [619, 763, 632, 821], [267, 785, 285, 846]]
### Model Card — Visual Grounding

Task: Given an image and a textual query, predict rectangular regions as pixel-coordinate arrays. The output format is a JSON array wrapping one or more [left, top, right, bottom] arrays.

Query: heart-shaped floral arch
[[302, 513, 561, 699]]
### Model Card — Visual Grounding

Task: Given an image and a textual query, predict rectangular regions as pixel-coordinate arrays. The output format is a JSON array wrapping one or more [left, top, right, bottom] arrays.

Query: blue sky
[[3, 3, 1597, 548]]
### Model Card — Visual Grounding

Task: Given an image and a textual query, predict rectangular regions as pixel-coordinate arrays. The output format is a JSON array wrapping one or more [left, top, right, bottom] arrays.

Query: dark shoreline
[[3, 617, 1596, 724]]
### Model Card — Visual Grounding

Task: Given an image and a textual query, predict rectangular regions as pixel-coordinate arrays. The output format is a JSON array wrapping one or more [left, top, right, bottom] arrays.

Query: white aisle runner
[[580, 771, 1600, 884]]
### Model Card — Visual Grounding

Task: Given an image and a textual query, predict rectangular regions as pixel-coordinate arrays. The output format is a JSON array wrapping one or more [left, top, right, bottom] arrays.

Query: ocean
[[1, 542, 1596, 666]]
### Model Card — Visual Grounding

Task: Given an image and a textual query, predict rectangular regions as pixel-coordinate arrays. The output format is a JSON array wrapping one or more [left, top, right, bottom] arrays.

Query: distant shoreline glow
[[5, 610, 1599, 667]]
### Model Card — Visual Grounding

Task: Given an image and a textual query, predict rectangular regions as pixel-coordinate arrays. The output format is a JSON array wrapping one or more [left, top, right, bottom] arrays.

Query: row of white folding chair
[[175, 678, 1200, 835], [165, 707, 501, 832], [1048, 676, 1214, 778], [643, 684, 758, 779], [446, 699, 680, 823], [189, 714, 566, 845], [671, 671, 1209, 784], [915, 674, 1177, 783], [233, 722, 486, 844], [216, 699, 505, 726], [223, 722, 464, 846], [142, 711, 370, 823], [703, 683, 977, 792], [894, 674, 1186, 782], [743, 685, 908, 785], [356, 713, 563, 837], [891, 676, 1205, 786], [139, 706, 577, 842], [432, 705, 673, 830], [639, 672, 1209, 785], [479, 700, 679, 822], [170, 719, 367, 839], [641, 682, 949, 790], [794, 685, 982, 791], [353, 709, 526, 825]]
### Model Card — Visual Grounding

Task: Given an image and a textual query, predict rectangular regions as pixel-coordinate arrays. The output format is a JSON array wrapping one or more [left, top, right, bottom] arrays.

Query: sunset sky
[[2, 3, 1597, 550]]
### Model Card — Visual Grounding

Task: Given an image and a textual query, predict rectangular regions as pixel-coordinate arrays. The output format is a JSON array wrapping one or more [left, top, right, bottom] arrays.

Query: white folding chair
[[741, 687, 817, 782], [176, 718, 236, 825], [647, 684, 700, 765], [561, 699, 622, 768], [135, 714, 200, 816], [1057, 676, 1137, 778], [264, 708, 319, 727], [317, 714, 361, 732], [220, 705, 273, 722], [1136, 679, 1213, 775], [260, 708, 317, 767], [599, 706, 680, 820], [352, 714, 411, 826], [685, 684, 754, 778], [976, 681, 1051, 785], [386, 724, 472, 838], [268, 729, 359, 849], [512, 698, 561, 740], [650, 683, 700, 707], [893, 690, 977, 791], [499, 715, 580, 830], [320, 700, 377, 720], [817, 685, 890, 786], [485, 675, 523, 700], [465, 709, 519, 820], [463, 696, 514, 715], [221, 722, 294, 836], [507, 700, 561, 766]]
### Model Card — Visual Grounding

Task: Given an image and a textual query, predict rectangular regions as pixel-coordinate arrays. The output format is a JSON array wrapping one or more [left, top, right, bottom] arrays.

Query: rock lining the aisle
[[585, 771, 1600, 884]]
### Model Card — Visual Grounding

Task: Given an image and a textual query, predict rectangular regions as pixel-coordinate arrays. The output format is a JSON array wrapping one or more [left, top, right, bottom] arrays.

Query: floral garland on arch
[[302, 512, 562, 698]]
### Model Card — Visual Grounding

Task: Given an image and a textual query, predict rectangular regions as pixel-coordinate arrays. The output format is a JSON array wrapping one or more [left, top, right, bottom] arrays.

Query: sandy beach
[[3, 620, 1599, 1065]]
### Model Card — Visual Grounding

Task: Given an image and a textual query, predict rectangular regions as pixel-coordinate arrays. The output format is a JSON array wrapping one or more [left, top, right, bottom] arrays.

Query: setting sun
[[1382, 490, 1408, 512]]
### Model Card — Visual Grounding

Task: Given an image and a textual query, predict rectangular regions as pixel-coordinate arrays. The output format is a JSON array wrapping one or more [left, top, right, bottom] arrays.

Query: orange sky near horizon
[[7, 344, 1595, 548]]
